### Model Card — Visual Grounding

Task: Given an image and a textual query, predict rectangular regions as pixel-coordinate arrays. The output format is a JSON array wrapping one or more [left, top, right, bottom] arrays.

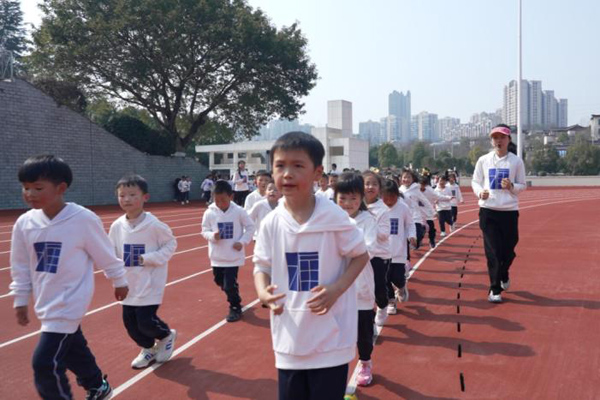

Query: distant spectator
[[201, 173, 215, 204], [173, 176, 182, 202], [233, 160, 250, 206], [329, 163, 339, 175]]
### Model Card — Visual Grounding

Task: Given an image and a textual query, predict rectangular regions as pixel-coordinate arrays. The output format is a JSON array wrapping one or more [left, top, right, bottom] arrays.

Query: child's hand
[[307, 284, 342, 315], [15, 306, 29, 326], [114, 286, 129, 301], [258, 285, 286, 315], [409, 238, 417, 248], [214, 232, 220, 240], [480, 190, 490, 200], [233, 242, 243, 251]]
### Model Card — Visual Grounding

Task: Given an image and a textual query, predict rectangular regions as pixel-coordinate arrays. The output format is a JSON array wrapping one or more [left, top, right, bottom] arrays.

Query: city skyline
[[21, 0, 600, 131]]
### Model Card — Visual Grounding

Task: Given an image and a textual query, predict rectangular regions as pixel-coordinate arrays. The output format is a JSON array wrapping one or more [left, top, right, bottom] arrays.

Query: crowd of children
[[9, 124, 523, 400]]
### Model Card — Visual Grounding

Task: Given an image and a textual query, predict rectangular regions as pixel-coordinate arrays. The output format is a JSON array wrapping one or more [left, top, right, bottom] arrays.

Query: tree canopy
[[0, 0, 29, 61], [28, 0, 318, 151]]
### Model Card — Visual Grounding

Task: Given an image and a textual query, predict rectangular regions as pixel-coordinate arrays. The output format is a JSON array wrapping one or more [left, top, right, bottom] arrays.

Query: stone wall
[[0, 79, 208, 209]]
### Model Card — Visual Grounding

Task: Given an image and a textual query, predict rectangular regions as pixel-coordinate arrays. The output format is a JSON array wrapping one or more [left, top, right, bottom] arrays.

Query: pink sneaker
[[356, 360, 373, 386]]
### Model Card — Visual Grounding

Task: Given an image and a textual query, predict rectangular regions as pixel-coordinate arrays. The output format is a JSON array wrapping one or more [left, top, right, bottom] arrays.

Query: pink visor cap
[[490, 127, 511, 137]]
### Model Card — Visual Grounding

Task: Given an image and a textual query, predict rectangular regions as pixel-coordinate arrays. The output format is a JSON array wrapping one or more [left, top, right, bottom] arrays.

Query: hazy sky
[[21, 0, 600, 130]]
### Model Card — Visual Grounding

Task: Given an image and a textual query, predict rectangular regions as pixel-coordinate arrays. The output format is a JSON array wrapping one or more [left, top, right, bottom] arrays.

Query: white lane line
[[344, 195, 600, 395], [112, 298, 261, 398]]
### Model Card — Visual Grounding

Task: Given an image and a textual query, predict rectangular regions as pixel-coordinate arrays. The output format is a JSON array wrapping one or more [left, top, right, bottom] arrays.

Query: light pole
[[517, 0, 523, 159]]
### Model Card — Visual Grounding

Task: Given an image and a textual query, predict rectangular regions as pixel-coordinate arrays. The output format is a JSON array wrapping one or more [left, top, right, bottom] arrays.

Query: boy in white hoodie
[[244, 170, 271, 211], [109, 175, 178, 369], [202, 180, 255, 322], [10, 155, 128, 400], [253, 132, 369, 400]]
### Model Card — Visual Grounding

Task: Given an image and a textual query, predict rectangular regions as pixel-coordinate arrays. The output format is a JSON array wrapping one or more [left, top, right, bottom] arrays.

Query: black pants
[[438, 210, 453, 233], [181, 191, 190, 202], [426, 219, 436, 245], [213, 267, 242, 309], [357, 310, 375, 361], [122, 305, 171, 349], [278, 364, 348, 400], [479, 208, 519, 295], [233, 190, 249, 207], [32, 327, 103, 400], [386, 262, 406, 299], [415, 223, 425, 248], [371, 257, 390, 309], [202, 190, 211, 202], [451, 206, 458, 224]]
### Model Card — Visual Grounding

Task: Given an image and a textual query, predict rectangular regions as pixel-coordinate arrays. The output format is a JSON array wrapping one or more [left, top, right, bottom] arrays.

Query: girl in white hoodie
[[335, 172, 378, 388], [362, 170, 392, 327], [400, 169, 435, 249]]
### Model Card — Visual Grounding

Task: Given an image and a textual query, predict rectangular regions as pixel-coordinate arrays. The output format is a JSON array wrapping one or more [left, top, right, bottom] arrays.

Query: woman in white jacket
[[472, 124, 526, 303], [335, 172, 377, 388]]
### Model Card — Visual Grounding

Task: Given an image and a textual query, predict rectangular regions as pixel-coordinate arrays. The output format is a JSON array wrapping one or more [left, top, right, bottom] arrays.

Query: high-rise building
[[257, 119, 312, 141], [438, 117, 461, 141], [328, 100, 353, 136], [542, 90, 558, 129], [380, 115, 410, 144], [389, 90, 411, 120], [358, 120, 382, 146], [413, 112, 439, 142], [529, 80, 543, 129], [558, 99, 568, 128], [503, 79, 568, 130], [503, 80, 530, 128]]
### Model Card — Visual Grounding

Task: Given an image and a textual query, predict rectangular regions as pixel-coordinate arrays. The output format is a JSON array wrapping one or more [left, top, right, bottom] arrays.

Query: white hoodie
[[9, 203, 127, 333], [435, 185, 454, 211], [244, 189, 266, 211], [202, 202, 255, 267], [472, 151, 527, 211], [420, 186, 451, 220], [353, 211, 377, 311], [253, 195, 367, 370], [387, 200, 416, 264], [108, 212, 177, 306], [447, 183, 463, 206], [366, 199, 392, 260], [400, 183, 435, 225], [248, 198, 277, 240]]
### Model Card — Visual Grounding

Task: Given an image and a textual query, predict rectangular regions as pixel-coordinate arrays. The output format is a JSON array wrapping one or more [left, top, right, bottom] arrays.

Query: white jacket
[[108, 212, 177, 306], [420, 186, 451, 220], [9, 203, 127, 333], [387, 200, 416, 264], [253, 195, 367, 370], [353, 211, 377, 310], [400, 183, 435, 225], [244, 189, 266, 211], [366, 199, 391, 259], [202, 202, 255, 267], [233, 169, 250, 192], [448, 183, 463, 206], [248, 198, 277, 240], [472, 151, 527, 211], [435, 186, 454, 211]]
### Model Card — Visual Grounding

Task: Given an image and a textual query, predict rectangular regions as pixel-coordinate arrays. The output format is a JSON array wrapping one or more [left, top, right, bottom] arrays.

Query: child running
[[362, 170, 392, 326], [381, 179, 416, 313], [10, 155, 128, 400], [419, 176, 452, 248], [201, 173, 215, 204], [399, 169, 434, 249], [108, 175, 178, 369], [447, 172, 464, 226], [202, 180, 255, 322], [334, 172, 378, 387], [435, 175, 455, 237], [248, 181, 281, 240], [244, 170, 272, 211], [253, 131, 369, 400], [314, 173, 329, 199]]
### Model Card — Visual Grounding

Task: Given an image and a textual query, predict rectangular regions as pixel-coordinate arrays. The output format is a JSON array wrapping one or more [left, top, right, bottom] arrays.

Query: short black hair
[[381, 179, 400, 197], [334, 172, 368, 211], [18, 155, 73, 187], [214, 180, 233, 195], [419, 175, 431, 185], [256, 170, 272, 179], [270, 131, 324, 168], [401, 168, 418, 184], [116, 174, 149, 194], [362, 170, 383, 189]]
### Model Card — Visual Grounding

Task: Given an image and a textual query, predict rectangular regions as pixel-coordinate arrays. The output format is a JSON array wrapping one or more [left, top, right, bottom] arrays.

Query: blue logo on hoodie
[[124, 244, 146, 267], [286, 252, 319, 291], [390, 218, 399, 235], [34, 242, 62, 273], [217, 222, 234, 239], [489, 168, 510, 190]]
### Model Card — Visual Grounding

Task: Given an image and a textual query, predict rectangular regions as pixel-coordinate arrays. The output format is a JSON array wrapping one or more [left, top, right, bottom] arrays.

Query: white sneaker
[[131, 347, 157, 369], [488, 291, 502, 303], [396, 286, 409, 303], [501, 280, 510, 291], [155, 329, 177, 363], [386, 301, 397, 315], [440, 232, 446, 237], [375, 307, 388, 326]]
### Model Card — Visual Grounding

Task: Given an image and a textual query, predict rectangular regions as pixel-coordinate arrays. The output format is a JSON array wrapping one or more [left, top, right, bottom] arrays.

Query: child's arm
[[403, 205, 417, 247], [418, 191, 435, 219], [201, 211, 219, 241], [83, 214, 128, 300], [376, 210, 391, 242], [456, 185, 464, 203], [236, 209, 255, 247], [9, 222, 32, 325], [139, 222, 178, 266], [307, 251, 369, 315], [252, 220, 285, 313]]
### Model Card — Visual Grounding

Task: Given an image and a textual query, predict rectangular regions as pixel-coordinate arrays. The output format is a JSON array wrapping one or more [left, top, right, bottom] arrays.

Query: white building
[[591, 114, 600, 141], [195, 100, 369, 175]]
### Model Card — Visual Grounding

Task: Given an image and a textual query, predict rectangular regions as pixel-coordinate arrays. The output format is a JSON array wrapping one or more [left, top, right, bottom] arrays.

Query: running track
[[1, 187, 598, 399]]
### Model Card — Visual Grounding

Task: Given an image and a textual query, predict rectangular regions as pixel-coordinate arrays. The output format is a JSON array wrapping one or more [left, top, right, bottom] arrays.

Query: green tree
[[369, 146, 379, 168], [0, 0, 29, 61], [104, 115, 176, 156], [407, 142, 429, 169], [563, 139, 600, 175], [530, 145, 560, 174], [378, 143, 398, 168], [28, 0, 318, 152], [468, 146, 487, 168], [557, 132, 569, 144]]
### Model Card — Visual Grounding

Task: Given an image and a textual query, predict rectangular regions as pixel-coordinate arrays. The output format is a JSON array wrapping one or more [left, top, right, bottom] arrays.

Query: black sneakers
[[86, 375, 112, 400], [226, 307, 242, 322]]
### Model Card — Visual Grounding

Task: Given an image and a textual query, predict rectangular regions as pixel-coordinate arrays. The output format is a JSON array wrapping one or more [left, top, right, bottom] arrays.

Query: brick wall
[[0, 79, 209, 209]]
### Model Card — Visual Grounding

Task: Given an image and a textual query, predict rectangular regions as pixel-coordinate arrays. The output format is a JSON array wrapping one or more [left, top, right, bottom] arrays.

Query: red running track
[[0, 188, 599, 400]]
